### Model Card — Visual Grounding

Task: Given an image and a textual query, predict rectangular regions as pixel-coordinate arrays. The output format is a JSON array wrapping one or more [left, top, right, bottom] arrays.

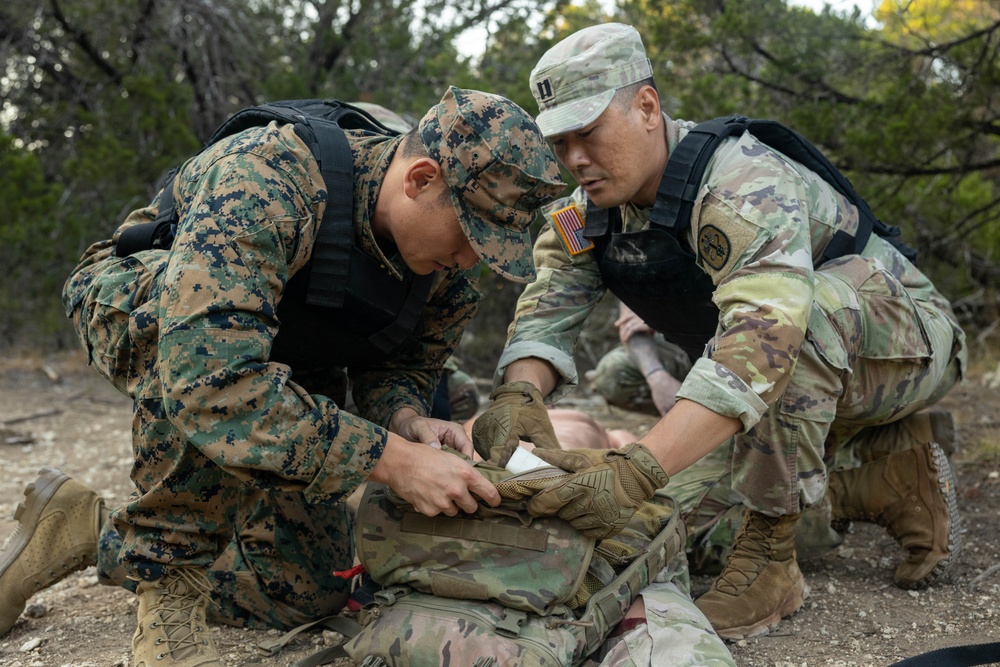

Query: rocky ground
[[0, 351, 997, 667]]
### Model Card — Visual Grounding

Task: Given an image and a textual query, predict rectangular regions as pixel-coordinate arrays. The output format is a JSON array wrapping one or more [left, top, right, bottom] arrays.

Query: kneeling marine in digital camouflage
[[0, 87, 566, 666]]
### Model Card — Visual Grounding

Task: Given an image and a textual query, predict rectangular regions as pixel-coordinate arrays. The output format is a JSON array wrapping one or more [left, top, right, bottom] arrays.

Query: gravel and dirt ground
[[0, 351, 997, 667]]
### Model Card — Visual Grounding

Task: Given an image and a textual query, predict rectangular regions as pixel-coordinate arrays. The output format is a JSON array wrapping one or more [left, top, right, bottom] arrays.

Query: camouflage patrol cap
[[419, 86, 566, 283], [530, 23, 653, 137]]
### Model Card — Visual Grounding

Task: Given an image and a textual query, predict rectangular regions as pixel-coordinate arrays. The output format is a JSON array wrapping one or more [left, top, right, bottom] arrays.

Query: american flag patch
[[550, 204, 594, 256]]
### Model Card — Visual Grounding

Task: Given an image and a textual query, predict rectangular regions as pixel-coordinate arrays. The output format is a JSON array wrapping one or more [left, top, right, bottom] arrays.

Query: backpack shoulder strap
[[571, 497, 684, 657]]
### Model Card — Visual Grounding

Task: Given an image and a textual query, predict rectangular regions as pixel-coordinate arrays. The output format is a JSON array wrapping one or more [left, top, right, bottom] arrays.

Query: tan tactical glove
[[526, 443, 669, 539], [471, 381, 560, 465]]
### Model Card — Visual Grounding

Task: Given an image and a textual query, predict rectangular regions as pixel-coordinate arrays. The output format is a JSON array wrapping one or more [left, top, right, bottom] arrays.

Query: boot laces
[[151, 569, 214, 658], [715, 514, 783, 595]]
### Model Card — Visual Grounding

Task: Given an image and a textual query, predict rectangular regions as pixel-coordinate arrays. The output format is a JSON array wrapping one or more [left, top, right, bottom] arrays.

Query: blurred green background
[[2, 0, 998, 377]]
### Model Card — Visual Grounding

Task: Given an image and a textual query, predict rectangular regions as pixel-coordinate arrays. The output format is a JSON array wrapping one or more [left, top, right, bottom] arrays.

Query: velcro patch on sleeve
[[550, 204, 594, 256], [696, 202, 759, 279]]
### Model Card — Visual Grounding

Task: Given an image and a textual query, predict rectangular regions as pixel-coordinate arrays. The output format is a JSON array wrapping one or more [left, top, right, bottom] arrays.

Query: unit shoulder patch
[[550, 204, 594, 256], [698, 224, 731, 271]]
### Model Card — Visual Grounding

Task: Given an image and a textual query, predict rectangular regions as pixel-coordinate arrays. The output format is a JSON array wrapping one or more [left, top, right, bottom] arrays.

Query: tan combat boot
[[0, 467, 106, 636], [132, 567, 225, 667], [828, 441, 961, 589], [694, 511, 809, 640]]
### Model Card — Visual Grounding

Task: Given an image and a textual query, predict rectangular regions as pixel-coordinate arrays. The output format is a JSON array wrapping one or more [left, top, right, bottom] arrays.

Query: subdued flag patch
[[550, 204, 594, 256]]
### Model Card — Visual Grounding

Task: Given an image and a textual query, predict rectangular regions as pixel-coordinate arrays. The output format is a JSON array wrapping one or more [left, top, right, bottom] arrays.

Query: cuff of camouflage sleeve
[[495, 341, 577, 403], [303, 410, 389, 505], [675, 357, 769, 432], [366, 394, 429, 429]]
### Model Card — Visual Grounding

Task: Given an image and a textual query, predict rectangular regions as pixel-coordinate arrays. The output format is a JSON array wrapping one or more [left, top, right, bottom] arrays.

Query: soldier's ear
[[635, 86, 661, 129], [403, 157, 444, 200]]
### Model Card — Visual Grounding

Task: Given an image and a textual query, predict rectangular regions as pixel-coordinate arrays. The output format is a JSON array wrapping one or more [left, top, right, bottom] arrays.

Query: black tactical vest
[[582, 115, 918, 362], [584, 202, 717, 362], [115, 99, 434, 371]]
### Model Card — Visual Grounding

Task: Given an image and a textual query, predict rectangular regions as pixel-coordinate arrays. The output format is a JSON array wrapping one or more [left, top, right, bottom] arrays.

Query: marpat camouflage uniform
[[63, 121, 481, 628]]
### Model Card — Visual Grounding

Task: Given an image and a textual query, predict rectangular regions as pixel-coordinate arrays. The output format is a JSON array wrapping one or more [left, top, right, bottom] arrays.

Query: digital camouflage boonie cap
[[530, 23, 653, 137], [419, 86, 566, 283]]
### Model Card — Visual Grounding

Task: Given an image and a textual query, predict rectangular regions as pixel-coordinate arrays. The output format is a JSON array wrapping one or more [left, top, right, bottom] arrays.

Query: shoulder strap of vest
[[650, 115, 917, 264], [293, 115, 434, 348], [294, 118, 355, 309], [113, 99, 397, 262], [649, 116, 748, 234]]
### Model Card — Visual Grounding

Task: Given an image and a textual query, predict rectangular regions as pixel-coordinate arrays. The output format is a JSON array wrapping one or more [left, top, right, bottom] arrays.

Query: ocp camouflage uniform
[[500, 117, 964, 660], [501, 115, 966, 518], [62, 121, 482, 629]]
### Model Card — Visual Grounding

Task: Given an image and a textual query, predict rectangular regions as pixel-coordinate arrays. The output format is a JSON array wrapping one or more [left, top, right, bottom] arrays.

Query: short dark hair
[[396, 130, 454, 208], [397, 129, 426, 158], [613, 78, 658, 110]]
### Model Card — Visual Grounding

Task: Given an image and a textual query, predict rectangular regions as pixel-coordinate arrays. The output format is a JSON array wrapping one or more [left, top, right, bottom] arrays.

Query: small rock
[[19, 637, 42, 652], [23, 602, 48, 619]]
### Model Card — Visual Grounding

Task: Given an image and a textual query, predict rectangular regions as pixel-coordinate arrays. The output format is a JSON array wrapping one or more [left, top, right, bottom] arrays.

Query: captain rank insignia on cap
[[550, 204, 594, 256]]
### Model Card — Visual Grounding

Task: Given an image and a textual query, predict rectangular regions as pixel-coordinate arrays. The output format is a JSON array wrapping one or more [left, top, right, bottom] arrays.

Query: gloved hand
[[471, 381, 560, 465], [526, 443, 669, 539]]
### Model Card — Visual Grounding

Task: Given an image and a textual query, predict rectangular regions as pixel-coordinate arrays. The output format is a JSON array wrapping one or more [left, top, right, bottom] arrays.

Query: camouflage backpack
[[342, 451, 686, 667]]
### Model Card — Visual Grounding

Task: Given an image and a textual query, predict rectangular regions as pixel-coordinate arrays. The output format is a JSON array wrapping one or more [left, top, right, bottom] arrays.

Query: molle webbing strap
[[400, 512, 549, 552], [255, 613, 361, 660], [576, 499, 682, 656], [299, 119, 354, 309]]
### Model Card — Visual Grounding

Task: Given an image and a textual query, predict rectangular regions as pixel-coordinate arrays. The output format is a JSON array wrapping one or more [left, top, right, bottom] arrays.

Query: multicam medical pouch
[[344, 454, 685, 667]]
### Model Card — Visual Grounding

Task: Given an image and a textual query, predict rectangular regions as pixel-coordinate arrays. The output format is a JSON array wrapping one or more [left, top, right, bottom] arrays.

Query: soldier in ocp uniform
[[474, 23, 967, 643], [0, 87, 565, 666]]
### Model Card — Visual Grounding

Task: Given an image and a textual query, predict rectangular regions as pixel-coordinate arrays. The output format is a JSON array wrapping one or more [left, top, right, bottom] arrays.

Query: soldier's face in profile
[[396, 190, 479, 275], [549, 90, 660, 209]]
